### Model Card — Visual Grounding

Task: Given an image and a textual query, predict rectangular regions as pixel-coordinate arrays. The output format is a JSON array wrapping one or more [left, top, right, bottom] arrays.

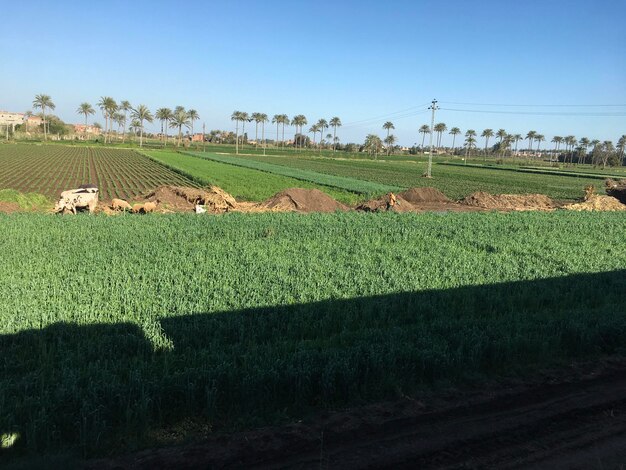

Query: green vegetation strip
[[439, 161, 622, 180], [144, 150, 360, 204], [229, 154, 602, 200], [184, 151, 399, 195], [1, 211, 625, 457]]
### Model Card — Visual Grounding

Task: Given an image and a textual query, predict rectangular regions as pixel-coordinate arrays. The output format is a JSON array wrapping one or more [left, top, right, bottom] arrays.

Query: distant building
[[73, 124, 102, 136], [0, 111, 25, 131], [25, 115, 43, 129], [191, 133, 205, 142]]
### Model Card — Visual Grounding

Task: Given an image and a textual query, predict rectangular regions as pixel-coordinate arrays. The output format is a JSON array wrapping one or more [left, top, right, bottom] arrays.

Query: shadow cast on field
[[1, 270, 625, 460]]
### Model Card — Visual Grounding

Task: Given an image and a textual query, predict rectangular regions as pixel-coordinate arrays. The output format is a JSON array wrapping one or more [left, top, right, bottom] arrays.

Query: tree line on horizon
[[10, 95, 626, 166]]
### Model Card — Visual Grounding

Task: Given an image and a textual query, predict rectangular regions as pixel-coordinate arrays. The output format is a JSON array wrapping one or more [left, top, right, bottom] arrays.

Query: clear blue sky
[[1, 0, 624, 146]]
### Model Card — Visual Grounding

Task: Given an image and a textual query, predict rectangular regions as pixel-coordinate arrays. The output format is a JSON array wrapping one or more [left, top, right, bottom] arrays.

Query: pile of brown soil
[[461, 192, 556, 211], [356, 193, 415, 212], [564, 195, 626, 212], [606, 179, 626, 204], [262, 188, 348, 213], [0, 201, 20, 213], [141, 186, 238, 213], [398, 187, 451, 204]]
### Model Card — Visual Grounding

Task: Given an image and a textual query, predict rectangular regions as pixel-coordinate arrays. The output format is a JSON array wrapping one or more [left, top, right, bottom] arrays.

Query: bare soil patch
[[0, 201, 20, 213], [261, 188, 348, 213], [398, 187, 451, 204], [139, 186, 238, 213], [461, 192, 557, 211], [85, 357, 626, 469]]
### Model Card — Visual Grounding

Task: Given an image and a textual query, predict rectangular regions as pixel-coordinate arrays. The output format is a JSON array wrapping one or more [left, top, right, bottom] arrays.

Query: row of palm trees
[[74, 97, 201, 148], [230, 112, 343, 154]]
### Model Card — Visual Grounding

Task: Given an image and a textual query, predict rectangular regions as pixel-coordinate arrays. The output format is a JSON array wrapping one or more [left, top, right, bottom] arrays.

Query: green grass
[[184, 151, 399, 195], [229, 154, 605, 200], [0, 189, 50, 211], [1, 211, 625, 459], [144, 150, 361, 204]]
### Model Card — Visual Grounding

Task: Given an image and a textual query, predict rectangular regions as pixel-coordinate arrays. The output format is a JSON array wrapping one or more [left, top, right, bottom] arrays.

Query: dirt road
[[87, 358, 626, 469]]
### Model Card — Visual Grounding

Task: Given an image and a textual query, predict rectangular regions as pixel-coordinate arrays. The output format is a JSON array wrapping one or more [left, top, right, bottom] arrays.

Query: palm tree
[[564, 135, 577, 164], [129, 119, 141, 143], [170, 108, 191, 147], [434, 123, 447, 148], [551, 136, 563, 159], [120, 101, 131, 142], [617, 135, 626, 165], [130, 105, 153, 148], [32, 94, 55, 141], [535, 134, 545, 154], [330, 117, 342, 152], [258, 113, 269, 154], [251, 112, 263, 148], [316, 119, 328, 152], [155, 108, 171, 145], [97, 97, 117, 143], [309, 124, 319, 146], [187, 109, 200, 139], [291, 115, 307, 151], [76, 102, 95, 140], [449, 127, 461, 153], [239, 112, 250, 147], [419, 124, 430, 151], [464, 129, 476, 159], [525, 130, 537, 154], [383, 121, 395, 141], [231, 111, 243, 153], [364, 134, 383, 159], [278, 114, 289, 148], [481, 129, 494, 158], [496, 129, 507, 156], [513, 134, 523, 156], [272, 114, 282, 148], [578, 137, 590, 164], [384, 134, 397, 156], [113, 113, 126, 139]]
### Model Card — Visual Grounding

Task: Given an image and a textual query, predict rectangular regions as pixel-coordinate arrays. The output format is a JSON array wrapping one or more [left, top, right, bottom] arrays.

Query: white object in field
[[54, 187, 99, 214], [195, 204, 207, 214]]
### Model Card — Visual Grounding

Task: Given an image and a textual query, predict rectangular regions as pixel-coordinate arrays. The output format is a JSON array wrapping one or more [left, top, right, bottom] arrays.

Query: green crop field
[[224, 153, 605, 200], [1, 211, 625, 458], [144, 150, 361, 203], [0, 145, 198, 200]]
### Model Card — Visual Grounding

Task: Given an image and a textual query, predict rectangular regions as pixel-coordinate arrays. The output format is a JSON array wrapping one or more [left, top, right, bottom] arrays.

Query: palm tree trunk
[[421, 133, 426, 149], [43, 108, 47, 141], [452, 134, 456, 153], [281, 123, 285, 149], [255, 122, 259, 149], [262, 121, 266, 156], [333, 126, 337, 152], [235, 121, 239, 154]]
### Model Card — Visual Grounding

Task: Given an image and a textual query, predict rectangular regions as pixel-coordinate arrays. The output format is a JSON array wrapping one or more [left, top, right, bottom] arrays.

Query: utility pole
[[202, 122, 206, 152], [426, 99, 438, 178]]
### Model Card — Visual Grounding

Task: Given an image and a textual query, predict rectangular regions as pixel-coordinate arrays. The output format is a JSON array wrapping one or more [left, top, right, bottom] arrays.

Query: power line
[[341, 103, 431, 127], [439, 101, 626, 107], [440, 107, 626, 117]]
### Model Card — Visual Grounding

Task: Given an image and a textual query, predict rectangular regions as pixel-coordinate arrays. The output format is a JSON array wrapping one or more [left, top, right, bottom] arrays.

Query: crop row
[[0, 145, 198, 200], [1, 211, 625, 456], [144, 150, 360, 203], [183, 151, 400, 195], [230, 154, 604, 200]]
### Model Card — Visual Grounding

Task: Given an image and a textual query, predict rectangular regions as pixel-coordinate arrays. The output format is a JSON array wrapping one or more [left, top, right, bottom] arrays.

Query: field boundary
[[438, 161, 620, 180], [182, 151, 400, 195]]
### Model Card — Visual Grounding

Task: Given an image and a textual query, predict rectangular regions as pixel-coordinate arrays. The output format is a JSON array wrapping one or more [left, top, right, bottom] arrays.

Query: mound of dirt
[[0, 201, 20, 213], [606, 179, 626, 204], [262, 188, 348, 213], [462, 192, 556, 211], [141, 186, 238, 213], [564, 195, 626, 212], [398, 187, 451, 204], [356, 193, 415, 212]]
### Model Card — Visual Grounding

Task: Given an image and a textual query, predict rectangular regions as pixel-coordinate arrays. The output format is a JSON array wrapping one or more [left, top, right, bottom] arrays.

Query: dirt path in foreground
[[86, 358, 626, 469]]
